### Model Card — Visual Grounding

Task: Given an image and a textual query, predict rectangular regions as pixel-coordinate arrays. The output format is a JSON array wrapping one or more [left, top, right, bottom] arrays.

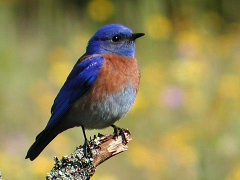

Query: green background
[[1, 0, 240, 179]]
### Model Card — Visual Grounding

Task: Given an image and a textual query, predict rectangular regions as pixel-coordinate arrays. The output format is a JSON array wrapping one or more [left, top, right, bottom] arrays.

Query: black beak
[[130, 33, 145, 40]]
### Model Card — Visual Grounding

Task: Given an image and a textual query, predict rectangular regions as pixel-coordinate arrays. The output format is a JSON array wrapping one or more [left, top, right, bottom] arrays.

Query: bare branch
[[45, 130, 132, 180]]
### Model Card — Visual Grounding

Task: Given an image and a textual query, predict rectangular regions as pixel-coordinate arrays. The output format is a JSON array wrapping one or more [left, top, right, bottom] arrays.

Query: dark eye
[[111, 35, 121, 42]]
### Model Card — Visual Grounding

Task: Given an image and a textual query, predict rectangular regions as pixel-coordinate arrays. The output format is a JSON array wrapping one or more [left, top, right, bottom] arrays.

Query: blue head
[[85, 24, 144, 57]]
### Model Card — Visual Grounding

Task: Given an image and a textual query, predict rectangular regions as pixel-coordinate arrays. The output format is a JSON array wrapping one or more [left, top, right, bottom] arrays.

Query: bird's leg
[[81, 126, 92, 157], [111, 125, 131, 145]]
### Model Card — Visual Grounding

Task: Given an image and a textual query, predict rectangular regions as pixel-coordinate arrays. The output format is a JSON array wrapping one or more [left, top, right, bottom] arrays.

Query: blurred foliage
[[0, 0, 240, 179]]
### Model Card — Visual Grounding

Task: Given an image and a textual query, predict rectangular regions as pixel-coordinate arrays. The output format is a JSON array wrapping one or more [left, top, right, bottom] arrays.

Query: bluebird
[[25, 24, 144, 161]]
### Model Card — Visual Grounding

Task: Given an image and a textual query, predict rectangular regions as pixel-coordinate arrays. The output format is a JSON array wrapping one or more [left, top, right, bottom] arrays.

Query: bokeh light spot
[[48, 61, 72, 87], [131, 91, 148, 112], [32, 156, 53, 177], [161, 85, 184, 108], [227, 165, 240, 180], [29, 79, 55, 114], [145, 15, 172, 40], [171, 59, 208, 86], [129, 142, 166, 172], [88, 0, 114, 21], [183, 88, 207, 114], [161, 126, 198, 167], [51, 134, 71, 152], [48, 47, 73, 87], [91, 173, 117, 180], [218, 74, 240, 99], [140, 63, 165, 105]]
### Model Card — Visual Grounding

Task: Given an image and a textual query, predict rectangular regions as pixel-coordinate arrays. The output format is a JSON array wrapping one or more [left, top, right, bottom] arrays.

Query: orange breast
[[89, 53, 140, 101]]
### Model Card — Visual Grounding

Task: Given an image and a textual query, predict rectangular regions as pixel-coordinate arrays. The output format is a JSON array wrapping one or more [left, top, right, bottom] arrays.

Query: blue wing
[[45, 55, 104, 129]]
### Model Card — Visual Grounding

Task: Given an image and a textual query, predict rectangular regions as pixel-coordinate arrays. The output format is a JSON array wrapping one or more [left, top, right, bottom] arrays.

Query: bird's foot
[[83, 141, 93, 158], [81, 126, 93, 158], [111, 125, 131, 145]]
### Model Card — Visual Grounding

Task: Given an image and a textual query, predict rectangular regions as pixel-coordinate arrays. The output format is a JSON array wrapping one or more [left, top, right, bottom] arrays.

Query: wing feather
[[46, 55, 104, 129]]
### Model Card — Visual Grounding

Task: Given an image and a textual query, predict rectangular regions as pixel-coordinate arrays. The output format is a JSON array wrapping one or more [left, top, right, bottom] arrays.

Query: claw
[[111, 125, 130, 145], [81, 126, 92, 157]]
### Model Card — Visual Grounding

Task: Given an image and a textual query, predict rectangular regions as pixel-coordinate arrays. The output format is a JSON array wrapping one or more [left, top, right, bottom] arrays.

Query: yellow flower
[[91, 174, 117, 180], [29, 79, 55, 114], [171, 59, 208, 86], [48, 61, 72, 87], [129, 142, 166, 173], [227, 165, 240, 180], [161, 126, 198, 167], [145, 15, 172, 40], [140, 63, 165, 105], [131, 91, 148, 112], [183, 88, 207, 114], [32, 156, 53, 177], [48, 46, 72, 87], [218, 74, 240, 99], [48, 134, 72, 158], [88, 0, 114, 21]]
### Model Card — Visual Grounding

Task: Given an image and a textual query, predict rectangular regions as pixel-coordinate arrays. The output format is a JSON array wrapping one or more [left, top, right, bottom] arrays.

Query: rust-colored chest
[[91, 53, 140, 96]]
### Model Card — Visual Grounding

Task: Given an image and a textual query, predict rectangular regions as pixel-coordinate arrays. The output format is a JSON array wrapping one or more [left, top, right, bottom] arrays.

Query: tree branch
[[45, 130, 132, 180]]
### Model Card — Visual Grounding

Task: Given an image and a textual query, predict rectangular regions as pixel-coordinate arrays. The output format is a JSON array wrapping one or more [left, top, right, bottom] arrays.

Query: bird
[[25, 24, 144, 161]]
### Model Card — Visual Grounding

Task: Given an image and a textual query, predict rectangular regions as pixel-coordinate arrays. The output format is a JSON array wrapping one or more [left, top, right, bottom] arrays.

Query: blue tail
[[25, 127, 62, 161]]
